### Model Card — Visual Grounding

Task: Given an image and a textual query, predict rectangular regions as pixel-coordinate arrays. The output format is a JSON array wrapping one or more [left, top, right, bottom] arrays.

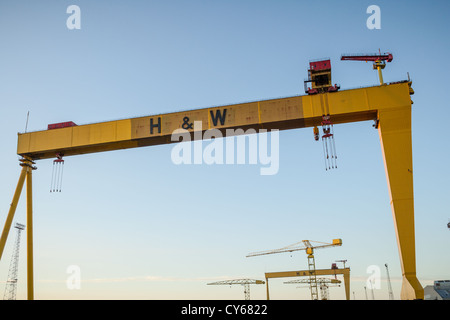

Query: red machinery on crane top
[[304, 59, 339, 95], [341, 51, 393, 85], [309, 59, 332, 71], [340, 52, 393, 62]]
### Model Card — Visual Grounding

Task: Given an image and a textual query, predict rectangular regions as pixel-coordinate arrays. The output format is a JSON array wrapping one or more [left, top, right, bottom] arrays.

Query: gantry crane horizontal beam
[[17, 82, 412, 161], [284, 278, 341, 284], [207, 279, 265, 300], [265, 268, 350, 279]]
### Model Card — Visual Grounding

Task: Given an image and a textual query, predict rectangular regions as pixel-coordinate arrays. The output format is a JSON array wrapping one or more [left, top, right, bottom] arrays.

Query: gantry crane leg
[[0, 166, 27, 260], [343, 270, 350, 300], [0, 158, 36, 300], [378, 106, 424, 300], [26, 162, 34, 300]]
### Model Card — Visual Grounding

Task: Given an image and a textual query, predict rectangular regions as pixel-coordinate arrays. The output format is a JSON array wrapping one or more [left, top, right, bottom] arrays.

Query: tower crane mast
[[3, 223, 25, 300], [385, 263, 395, 300], [0, 54, 424, 299], [341, 51, 393, 85]]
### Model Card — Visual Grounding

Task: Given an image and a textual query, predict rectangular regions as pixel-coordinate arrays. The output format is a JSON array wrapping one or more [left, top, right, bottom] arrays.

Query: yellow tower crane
[[207, 279, 265, 300], [246, 239, 342, 300], [284, 277, 341, 300]]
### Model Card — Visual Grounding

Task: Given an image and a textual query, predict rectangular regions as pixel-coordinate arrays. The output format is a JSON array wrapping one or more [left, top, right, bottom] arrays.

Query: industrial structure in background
[[246, 239, 342, 300], [284, 277, 341, 300], [0, 52, 424, 300], [207, 279, 265, 300], [3, 223, 25, 300], [424, 280, 450, 300]]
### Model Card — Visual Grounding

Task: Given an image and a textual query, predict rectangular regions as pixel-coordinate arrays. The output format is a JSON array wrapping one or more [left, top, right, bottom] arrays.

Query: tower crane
[[340, 51, 393, 85], [246, 239, 342, 300], [385, 263, 395, 300], [207, 279, 265, 300], [284, 277, 341, 300], [335, 259, 347, 269]]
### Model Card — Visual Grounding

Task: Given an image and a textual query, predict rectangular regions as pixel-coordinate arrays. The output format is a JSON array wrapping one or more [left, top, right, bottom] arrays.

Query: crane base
[[401, 275, 424, 300]]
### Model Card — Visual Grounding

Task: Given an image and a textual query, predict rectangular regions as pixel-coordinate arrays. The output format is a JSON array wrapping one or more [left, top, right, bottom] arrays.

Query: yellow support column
[[374, 60, 385, 85], [0, 166, 27, 261], [342, 269, 350, 300], [378, 106, 424, 300], [26, 164, 35, 300]]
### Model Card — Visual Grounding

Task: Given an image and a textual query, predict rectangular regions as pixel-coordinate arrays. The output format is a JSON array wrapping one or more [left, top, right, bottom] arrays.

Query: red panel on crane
[[309, 59, 331, 71], [47, 121, 77, 130]]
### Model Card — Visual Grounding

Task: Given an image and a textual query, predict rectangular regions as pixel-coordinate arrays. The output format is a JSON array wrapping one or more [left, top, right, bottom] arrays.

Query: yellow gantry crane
[[284, 277, 341, 300], [264, 267, 351, 300], [246, 239, 342, 300], [0, 55, 424, 300], [207, 279, 265, 300]]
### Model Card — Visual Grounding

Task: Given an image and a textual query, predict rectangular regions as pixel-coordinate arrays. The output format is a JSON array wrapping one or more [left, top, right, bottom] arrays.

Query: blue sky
[[0, 0, 449, 300]]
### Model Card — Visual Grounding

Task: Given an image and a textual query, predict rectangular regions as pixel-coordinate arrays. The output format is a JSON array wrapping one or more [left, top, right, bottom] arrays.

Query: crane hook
[[51, 153, 65, 192]]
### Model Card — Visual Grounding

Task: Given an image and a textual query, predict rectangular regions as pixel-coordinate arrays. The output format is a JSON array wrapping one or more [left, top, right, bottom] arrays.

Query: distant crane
[[3, 223, 25, 300], [335, 259, 348, 269], [246, 239, 342, 300], [341, 51, 393, 85], [385, 263, 395, 300], [207, 279, 265, 300], [369, 279, 375, 300], [284, 277, 341, 300]]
